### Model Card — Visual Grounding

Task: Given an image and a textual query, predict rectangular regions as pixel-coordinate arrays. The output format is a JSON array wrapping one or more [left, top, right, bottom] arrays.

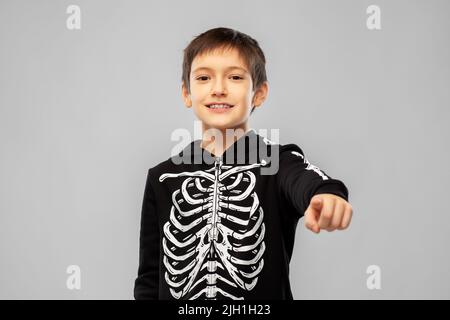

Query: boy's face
[[182, 47, 267, 131]]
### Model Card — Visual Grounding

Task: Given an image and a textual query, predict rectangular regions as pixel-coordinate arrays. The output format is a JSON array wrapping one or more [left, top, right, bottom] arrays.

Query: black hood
[[173, 128, 278, 167]]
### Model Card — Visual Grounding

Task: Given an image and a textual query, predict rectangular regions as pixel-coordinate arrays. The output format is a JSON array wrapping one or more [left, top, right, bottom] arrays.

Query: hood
[[172, 128, 277, 168]]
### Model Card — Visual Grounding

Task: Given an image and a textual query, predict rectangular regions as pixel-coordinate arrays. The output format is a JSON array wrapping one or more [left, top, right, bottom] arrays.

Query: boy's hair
[[182, 27, 267, 115]]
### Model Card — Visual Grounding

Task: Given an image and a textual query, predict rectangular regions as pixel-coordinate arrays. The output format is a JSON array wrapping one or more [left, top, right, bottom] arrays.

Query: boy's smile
[[205, 102, 234, 113]]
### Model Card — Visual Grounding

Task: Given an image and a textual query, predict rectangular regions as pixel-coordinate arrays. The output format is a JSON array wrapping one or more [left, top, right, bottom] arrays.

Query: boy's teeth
[[209, 104, 231, 109]]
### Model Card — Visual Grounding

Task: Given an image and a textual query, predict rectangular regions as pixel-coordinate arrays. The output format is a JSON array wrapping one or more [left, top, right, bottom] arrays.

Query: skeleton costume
[[134, 128, 348, 300]]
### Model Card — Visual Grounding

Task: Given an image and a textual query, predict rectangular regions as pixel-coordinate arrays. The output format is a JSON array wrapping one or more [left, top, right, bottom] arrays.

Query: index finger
[[317, 197, 335, 229]]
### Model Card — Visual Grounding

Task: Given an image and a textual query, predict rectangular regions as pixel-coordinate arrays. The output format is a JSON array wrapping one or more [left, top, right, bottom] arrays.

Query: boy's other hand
[[304, 194, 353, 234]]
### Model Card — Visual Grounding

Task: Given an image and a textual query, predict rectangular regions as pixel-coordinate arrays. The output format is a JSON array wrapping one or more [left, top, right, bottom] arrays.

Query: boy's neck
[[200, 122, 250, 157]]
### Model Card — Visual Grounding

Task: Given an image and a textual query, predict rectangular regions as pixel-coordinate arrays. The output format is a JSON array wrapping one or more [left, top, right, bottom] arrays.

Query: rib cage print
[[158, 158, 269, 300]]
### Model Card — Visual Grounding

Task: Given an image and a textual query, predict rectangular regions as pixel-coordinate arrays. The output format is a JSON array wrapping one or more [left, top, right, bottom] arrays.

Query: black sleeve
[[134, 170, 160, 300], [277, 144, 349, 220]]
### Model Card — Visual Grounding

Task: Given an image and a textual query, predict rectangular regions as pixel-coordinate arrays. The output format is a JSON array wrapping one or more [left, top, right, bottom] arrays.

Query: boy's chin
[[199, 117, 244, 130], [194, 108, 250, 130], [202, 120, 235, 130]]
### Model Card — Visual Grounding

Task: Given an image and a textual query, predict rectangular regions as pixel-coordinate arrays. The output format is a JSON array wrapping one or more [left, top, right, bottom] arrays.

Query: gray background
[[1, 0, 449, 299]]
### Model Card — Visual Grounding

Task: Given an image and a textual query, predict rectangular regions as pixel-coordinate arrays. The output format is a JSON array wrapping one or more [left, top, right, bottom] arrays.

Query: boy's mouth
[[205, 103, 235, 109]]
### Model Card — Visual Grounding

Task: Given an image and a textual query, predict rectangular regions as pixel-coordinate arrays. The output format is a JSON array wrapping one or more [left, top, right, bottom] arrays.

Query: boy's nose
[[212, 89, 227, 97], [212, 80, 227, 96]]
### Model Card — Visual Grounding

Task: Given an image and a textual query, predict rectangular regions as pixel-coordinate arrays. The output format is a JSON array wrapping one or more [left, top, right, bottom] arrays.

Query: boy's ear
[[252, 81, 269, 109], [181, 81, 192, 108]]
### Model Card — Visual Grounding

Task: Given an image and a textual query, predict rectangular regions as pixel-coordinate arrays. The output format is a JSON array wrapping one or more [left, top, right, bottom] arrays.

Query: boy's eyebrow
[[192, 66, 249, 73]]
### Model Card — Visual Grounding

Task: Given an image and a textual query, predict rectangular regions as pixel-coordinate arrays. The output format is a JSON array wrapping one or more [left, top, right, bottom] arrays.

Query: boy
[[134, 27, 353, 300]]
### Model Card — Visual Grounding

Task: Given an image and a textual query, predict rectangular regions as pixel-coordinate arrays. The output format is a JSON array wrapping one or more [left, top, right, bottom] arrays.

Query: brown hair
[[182, 27, 267, 114]]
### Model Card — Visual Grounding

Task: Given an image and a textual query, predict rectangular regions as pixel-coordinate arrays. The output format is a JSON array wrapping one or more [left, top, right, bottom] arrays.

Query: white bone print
[[159, 158, 269, 300], [291, 151, 329, 180]]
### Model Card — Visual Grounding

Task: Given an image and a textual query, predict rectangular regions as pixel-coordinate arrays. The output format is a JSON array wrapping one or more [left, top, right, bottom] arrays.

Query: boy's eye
[[195, 75, 244, 81]]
